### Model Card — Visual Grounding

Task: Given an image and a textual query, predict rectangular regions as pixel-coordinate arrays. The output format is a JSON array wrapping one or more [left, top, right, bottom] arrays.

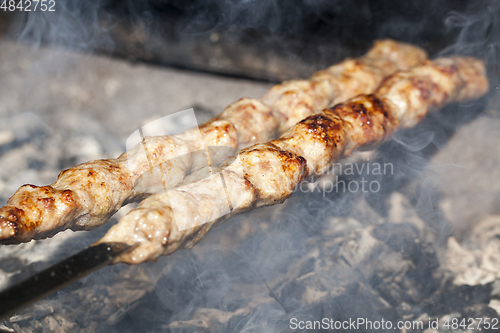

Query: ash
[[1, 40, 500, 333]]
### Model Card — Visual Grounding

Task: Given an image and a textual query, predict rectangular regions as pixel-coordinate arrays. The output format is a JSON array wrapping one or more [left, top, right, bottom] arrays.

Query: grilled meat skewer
[[0, 40, 427, 244], [98, 57, 488, 264]]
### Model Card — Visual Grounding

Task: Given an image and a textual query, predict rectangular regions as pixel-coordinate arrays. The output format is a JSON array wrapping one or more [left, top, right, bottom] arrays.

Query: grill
[[0, 1, 499, 332]]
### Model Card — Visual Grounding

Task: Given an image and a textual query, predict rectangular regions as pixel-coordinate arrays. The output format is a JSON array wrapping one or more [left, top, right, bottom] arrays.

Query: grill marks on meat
[[0, 139, 192, 243], [330, 95, 398, 155], [271, 112, 347, 177], [221, 144, 307, 207], [99, 57, 488, 264], [0, 40, 427, 244]]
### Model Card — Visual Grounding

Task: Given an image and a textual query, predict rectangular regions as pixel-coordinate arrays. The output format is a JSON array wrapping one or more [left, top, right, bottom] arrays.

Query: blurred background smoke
[[1, 0, 498, 81]]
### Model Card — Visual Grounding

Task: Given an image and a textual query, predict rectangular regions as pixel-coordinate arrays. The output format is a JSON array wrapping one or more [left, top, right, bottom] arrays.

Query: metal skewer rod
[[0, 242, 137, 320]]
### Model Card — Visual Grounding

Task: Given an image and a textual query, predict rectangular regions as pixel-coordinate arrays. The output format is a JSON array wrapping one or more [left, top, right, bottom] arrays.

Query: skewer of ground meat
[[98, 57, 488, 264], [0, 40, 427, 244]]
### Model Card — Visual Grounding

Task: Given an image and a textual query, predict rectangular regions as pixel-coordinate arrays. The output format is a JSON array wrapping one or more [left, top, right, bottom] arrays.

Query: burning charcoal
[[462, 303, 499, 323], [0, 323, 14, 333], [38, 313, 79, 333], [268, 253, 359, 311], [6, 264, 157, 331], [0, 131, 14, 147], [445, 237, 496, 286], [339, 228, 414, 281], [489, 299, 500, 316], [446, 221, 500, 286], [372, 223, 420, 256], [471, 215, 500, 246], [349, 197, 385, 227], [153, 252, 211, 313], [321, 282, 401, 330], [422, 304, 500, 333], [164, 296, 283, 333], [372, 224, 441, 291], [446, 237, 480, 283], [480, 239, 500, 279], [419, 281, 493, 316], [322, 216, 363, 239], [387, 192, 428, 234]]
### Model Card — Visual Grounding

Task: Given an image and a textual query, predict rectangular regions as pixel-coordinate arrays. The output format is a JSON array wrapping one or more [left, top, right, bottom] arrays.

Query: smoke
[[441, 0, 498, 56], [390, 128, 435, 153], [0, 0, 498, 332], [9, 0, 116, 53], [440, 0, 500, 90]]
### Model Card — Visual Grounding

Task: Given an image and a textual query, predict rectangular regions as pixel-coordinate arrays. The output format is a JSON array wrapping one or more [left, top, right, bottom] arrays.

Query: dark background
[[1, 0, 498, 81]]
